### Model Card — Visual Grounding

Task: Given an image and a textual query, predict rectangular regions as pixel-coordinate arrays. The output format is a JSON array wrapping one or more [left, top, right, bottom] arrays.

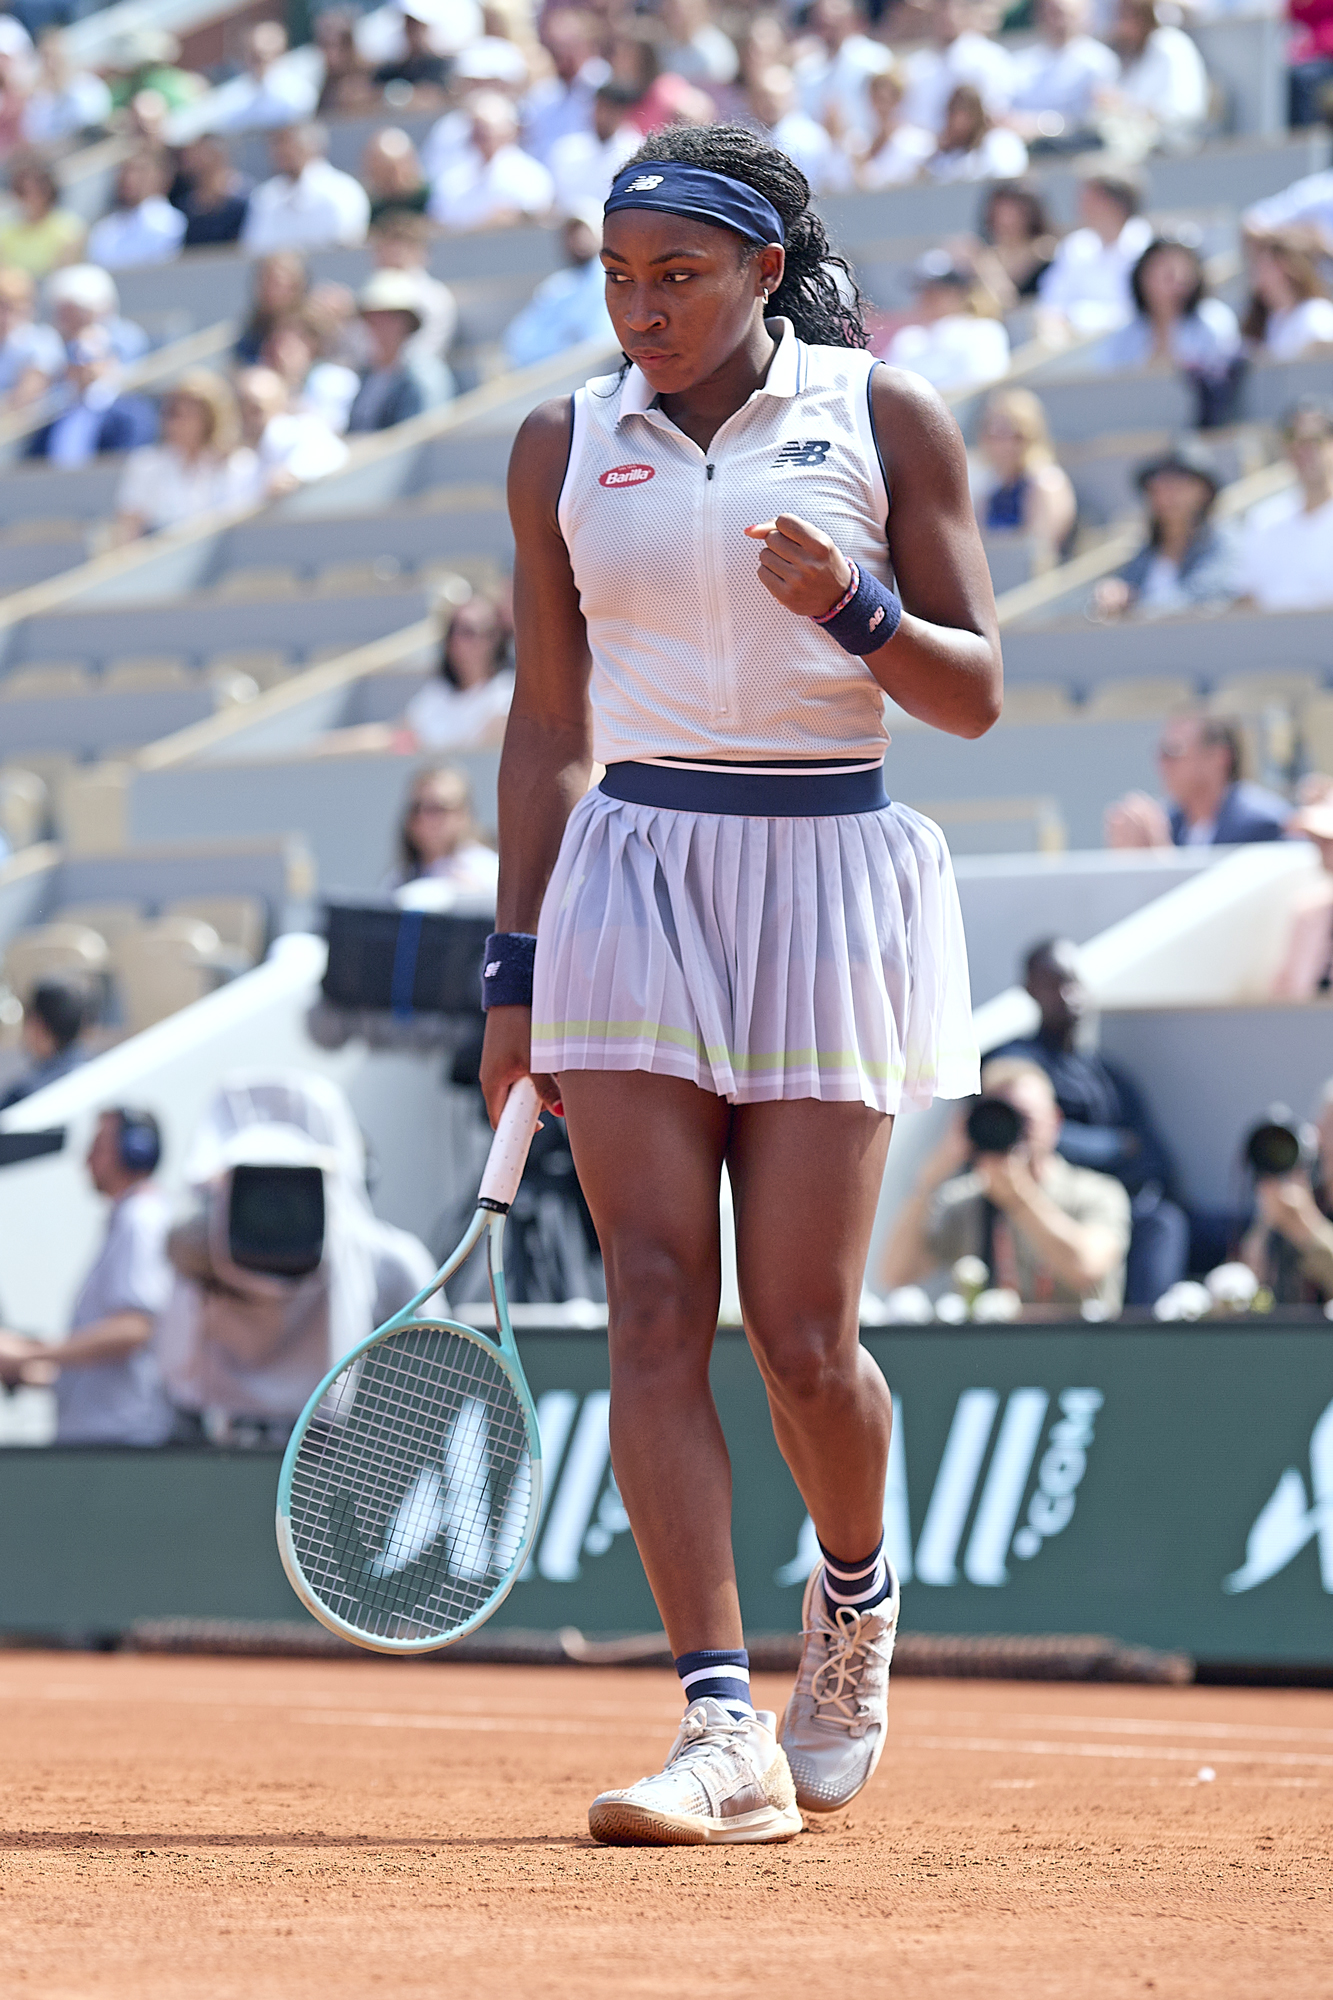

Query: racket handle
[[479, 1076, 543, 1210]]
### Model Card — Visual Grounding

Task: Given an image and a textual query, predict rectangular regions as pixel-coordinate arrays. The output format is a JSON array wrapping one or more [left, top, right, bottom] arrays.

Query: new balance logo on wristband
[[772, 439, 832, 468]]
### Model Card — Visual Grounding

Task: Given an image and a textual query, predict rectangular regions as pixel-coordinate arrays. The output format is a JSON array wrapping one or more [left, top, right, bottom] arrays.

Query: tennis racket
[[276, 1077, 545, 1654]]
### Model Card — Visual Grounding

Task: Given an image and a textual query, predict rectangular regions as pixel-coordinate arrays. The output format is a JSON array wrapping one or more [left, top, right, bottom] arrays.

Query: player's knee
[[605, 1244, 716, 1376], [749, 1313, 857, 1406]]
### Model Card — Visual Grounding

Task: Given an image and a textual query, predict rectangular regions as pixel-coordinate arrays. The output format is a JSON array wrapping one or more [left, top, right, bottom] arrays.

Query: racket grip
[[479, 1076, 543, 1209]]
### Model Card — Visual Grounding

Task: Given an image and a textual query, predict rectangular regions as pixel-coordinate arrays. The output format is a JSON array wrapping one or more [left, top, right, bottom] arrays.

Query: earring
[[762, 289, 770, 303]]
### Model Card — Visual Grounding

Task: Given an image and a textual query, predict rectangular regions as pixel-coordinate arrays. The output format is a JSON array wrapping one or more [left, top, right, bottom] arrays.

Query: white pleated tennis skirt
[[530, 784, 979, 1115]]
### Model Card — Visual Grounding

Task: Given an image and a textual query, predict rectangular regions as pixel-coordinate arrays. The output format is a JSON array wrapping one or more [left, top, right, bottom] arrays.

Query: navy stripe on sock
[[820, 1534, 893, 1611], [675, 1647, 754, 1715]]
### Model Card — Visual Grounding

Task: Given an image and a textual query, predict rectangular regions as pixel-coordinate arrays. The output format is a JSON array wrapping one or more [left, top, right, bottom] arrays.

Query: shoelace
[[663, 1704, 750, 1775], [809, 1606, 889, 1727]]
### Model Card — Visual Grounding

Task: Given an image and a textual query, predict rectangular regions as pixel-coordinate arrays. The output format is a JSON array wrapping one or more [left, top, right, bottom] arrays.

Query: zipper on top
[[698, 454, 729, 721]]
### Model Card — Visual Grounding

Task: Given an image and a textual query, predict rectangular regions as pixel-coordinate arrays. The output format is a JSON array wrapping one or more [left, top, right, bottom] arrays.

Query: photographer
[[1240, 1090, 1333, 1306], [881, 1057, 1131, 1312]]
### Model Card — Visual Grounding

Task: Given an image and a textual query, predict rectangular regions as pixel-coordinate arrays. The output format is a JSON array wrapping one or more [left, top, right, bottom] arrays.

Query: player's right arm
[[479, 396, 593, 1127]]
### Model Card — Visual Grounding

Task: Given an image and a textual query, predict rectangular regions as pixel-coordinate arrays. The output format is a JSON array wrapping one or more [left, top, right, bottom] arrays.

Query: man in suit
[[1105, 708, 1291, 848], [25, 325, 157, 465]]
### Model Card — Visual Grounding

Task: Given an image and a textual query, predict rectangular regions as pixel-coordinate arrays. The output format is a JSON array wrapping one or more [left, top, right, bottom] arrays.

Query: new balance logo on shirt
[[772, 439, 832, 468]]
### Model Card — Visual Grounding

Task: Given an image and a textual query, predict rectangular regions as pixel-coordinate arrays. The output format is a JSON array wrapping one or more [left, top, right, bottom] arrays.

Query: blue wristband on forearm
[[481, 932, 537, 1009], [813, 561, 902, 656]]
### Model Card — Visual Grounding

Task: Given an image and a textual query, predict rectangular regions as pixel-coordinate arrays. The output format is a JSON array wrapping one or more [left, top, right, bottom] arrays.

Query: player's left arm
[[747, 367, 1002, 740]]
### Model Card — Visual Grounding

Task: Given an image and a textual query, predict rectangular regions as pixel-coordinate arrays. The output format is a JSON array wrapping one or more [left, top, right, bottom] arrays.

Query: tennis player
[[480, 125, 1002, 1846]]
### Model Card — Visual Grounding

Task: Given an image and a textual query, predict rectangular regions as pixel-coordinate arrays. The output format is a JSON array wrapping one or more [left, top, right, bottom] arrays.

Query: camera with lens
[[1243, 1108, 1317, 1181], [226, 1164, 326, 1278], [965, 1095, 1026, 1157]]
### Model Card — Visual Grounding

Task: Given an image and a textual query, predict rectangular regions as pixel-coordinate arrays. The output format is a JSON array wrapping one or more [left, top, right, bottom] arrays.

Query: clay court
[[2, 1651, 1330, 1997]]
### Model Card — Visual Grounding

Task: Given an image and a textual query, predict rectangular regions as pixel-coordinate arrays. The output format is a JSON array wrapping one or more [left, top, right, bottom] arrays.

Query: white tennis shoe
[[588, 1698, 803, 1846], [779, 1561, 899, 1813]]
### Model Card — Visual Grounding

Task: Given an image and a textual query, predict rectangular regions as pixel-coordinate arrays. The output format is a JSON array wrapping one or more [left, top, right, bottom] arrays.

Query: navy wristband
[[813, 561, 902, 656], [481, 931, 536, 1009]]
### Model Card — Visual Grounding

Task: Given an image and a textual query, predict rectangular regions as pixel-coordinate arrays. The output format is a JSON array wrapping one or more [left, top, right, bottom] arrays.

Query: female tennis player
[[480, 125, 1002, 1846]]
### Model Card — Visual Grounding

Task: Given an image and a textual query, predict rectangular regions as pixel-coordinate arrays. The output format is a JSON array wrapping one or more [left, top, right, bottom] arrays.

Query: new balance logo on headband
[[772, 439, 832, 469], [626, 174, 664, 191]]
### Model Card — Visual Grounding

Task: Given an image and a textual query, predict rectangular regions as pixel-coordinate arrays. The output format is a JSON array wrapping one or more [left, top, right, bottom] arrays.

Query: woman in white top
[[924, 84, 1029, 184], [854, 62, 935, 190], [383, 762, 499, 906], [880, 251, 1010, 393], [403, 593, 515, 751], [115, 370, 258, 539], [480, 127, 1000, 1848], [1242, 231, 1333, 362]]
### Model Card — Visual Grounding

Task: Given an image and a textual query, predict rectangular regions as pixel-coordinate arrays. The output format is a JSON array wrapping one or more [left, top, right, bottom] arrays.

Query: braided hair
[[618, 125, 867, 350]]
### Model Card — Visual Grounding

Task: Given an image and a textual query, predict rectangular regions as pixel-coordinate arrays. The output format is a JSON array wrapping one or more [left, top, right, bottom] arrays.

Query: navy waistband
[[600, 760, 889, 818]]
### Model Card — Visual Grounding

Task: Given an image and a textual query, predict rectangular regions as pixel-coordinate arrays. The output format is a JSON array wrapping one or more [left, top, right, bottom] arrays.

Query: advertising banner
[[0, 1322, 1330, 1663]]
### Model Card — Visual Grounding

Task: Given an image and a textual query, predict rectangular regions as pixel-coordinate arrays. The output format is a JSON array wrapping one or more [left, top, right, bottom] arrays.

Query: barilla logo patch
[[599, 463, 655, 489]]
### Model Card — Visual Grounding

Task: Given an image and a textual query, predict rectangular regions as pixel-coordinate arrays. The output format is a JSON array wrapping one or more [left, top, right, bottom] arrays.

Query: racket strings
[[286, 1323, 534, 1644]]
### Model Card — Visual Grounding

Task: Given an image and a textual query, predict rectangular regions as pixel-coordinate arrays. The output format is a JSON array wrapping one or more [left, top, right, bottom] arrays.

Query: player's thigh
[[727, 1098, 893, 1334], [557, 1070, 732, 1344]]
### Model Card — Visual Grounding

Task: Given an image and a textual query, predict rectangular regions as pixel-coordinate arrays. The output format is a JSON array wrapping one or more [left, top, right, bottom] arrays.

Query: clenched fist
[[744, 514, 853, 620]]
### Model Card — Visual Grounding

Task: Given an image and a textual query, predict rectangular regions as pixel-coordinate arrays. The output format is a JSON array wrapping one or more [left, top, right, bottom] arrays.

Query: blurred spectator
[[660, 0, 738, 88], [1008, 0, 1117, 151], [102, 28, 200, 116], [362, 127, 431, 224], [450, 30, 531, 94], [797, 0, 893, 149], [235, 363, 347, 496], [1236, 397, 1333, 612], [385, 760, 500, 899], [207, 21, 318, 135], [1097, 235, 1242, 429], [900, 0, 1015, 138], [86, 150, 185, 270], [157, 1074, 435, 1444], [1240, 1082, 1333, 1303], [1093, 442, 1237, 621], [242, 123, 371, 255], [0, 265, 62, 406], [522, 7, 608, 163], [855, 63, 934, 188], [315, 8, 376, 118], [0, 151, 82, 276], [1288, 0, 1333, 126], [46, 263, 148, 366], [234, 250, 308, 366], [880, 252, 1010, 393], [0, 975, 87, 1111], [375, 1, 454, 99], [0, 46, 30, 157], [1244, 168, 1333, 252], [1036, 170, 1152, 338], [747, 63, 850, 193], [971, 386, 1076, 563], [261, 312, 359, 434], [429, 90, 553, 231], [993, 939, 1188, 1305], [1102, 0, 1208, 154], [1105, 708, 1291, 849], [925, 83, 1029, 182], [369, 211, 457, 362], [503, 205, 614, 366], [965, 182, 1059, 308], [23, 28, 111, 146], [404, 593, 515, 749], [609, 23, 715, 134], [549, 80, 640, 209], [346, 271, 453, 433], [880, 1056, 1131, 1313], [114, 371, 257, 538], [1241, 230, 1333, 360], [1273, 797, 1333, 1000], [25, 325, 156, 464], [174, 136, 250, 248], [0, 1108, 176, 1447]]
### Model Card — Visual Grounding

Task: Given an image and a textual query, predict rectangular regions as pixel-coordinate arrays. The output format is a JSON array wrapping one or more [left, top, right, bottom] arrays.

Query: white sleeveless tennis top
[[556, 318, 892, 766]]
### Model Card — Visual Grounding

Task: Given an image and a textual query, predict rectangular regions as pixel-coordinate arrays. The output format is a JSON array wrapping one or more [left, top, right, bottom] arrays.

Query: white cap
[[46, 263, 120, 316]]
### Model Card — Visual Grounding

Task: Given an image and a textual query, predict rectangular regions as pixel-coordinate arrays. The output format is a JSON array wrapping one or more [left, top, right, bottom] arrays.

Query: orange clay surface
[[1, 1650, 1330, 1998]]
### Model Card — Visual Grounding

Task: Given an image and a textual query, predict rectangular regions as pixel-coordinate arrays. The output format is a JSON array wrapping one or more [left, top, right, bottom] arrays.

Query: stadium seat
[[163, 894, 266, 965], [3, 922, 109, 999], [3, 517, 88, 546], [1214, 670, 1321, 708], [6, 751, 75, 816], [57, 901, 146, 953], [901, 794, 1068, 855], [1301, 694, 1333, 778], [0, 662, 94, 700], [209, 566, 304, 601], [996, 683, 1076, 725], [103, 658, 194, 693], [1084, 678, 1194, 721], [0, 766, 47, 851], [111, 918, 227, 1035], [313, 558, 411, 596]]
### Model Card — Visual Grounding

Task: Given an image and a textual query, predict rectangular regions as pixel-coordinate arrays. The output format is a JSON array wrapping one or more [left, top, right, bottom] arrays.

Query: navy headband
[[604, 161, 784, 247]]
